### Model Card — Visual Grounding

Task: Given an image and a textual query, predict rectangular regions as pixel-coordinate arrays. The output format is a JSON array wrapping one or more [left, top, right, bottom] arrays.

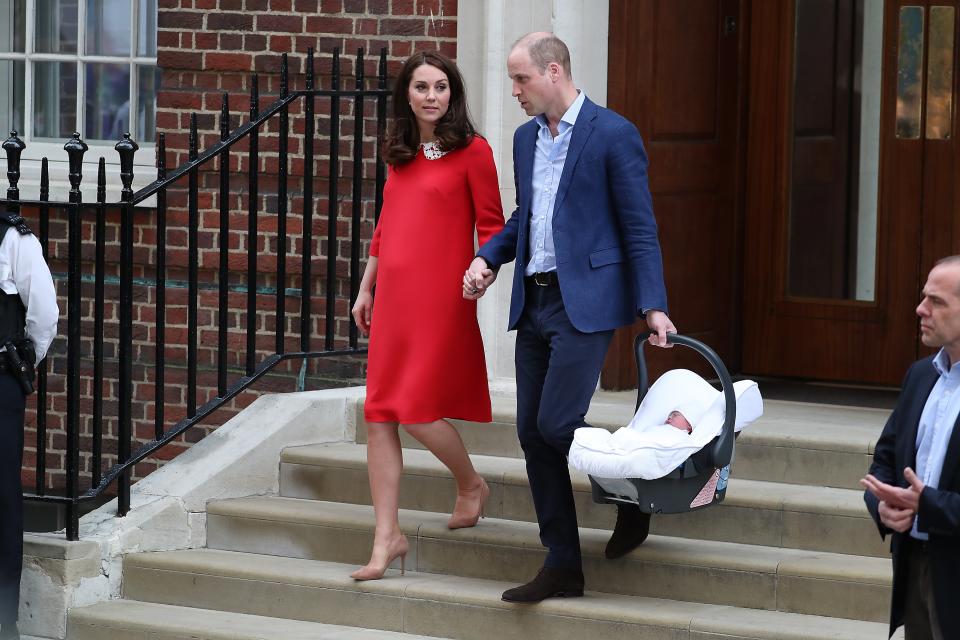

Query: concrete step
[[355, 396, 886, 490], [120, 549, 897, 640], [68, 600, 446, 640], [206, 497, 890, 622], [279, 443, 888, 558]]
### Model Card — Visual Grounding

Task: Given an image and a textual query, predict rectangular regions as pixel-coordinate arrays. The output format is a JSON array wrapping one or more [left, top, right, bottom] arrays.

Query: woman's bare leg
[[352, 421, 409, 579], [403, 419, 489, 528]]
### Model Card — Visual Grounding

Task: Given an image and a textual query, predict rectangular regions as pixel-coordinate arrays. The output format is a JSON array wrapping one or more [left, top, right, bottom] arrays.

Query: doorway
[[604, 0, 960, 389], [741, 0, 958, 385]]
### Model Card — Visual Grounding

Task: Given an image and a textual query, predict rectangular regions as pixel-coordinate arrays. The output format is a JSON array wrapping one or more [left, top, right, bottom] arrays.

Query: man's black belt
[[526, 272, 559, 287]]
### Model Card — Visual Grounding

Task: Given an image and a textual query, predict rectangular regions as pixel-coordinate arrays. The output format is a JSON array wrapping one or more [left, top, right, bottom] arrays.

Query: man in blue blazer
[[465, 32, 676, 603], [862, 257, 960, 640]]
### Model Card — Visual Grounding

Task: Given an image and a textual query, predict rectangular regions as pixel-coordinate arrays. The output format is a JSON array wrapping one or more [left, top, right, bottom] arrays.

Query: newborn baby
[[666, 410, 692, 433]]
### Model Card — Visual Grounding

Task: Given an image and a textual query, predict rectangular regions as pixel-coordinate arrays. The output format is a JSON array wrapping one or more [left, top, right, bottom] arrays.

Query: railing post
[[115, 132, 139, 517], [375, 49, 387, 226], [36, 157, 49, 497], [2, 131, 25, 210], [276, 53, 289, 355], [325, 48, 341, 351], [93, 158, 107, 488], [246, 74, 260, 375], [218, 96, 231, 397], [349, 48, 365, 349], [187, 116, 199, 418], [300, 48, 316, 357], [155, 135, 167, 440], [63, 132, 87, 540]]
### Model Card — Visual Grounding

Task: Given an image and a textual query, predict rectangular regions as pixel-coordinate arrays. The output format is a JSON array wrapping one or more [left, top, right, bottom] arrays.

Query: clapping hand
[[861, 467, 925, 533], [463, 257, 496, 300]]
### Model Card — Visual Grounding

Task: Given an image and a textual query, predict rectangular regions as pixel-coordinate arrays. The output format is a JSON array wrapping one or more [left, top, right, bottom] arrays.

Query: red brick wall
[[23, 1, 458, 497]]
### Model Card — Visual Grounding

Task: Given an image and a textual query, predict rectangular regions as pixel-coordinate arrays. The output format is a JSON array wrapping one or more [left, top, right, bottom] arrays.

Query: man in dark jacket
[[863, 256, 960, 640]]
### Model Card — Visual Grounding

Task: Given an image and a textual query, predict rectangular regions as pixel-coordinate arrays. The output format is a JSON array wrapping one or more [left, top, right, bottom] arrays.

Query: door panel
[[603, 0, 746, 388], [921, 5, 960, 271], [788, 0, 860, 299], [741, 0, 959, 385]]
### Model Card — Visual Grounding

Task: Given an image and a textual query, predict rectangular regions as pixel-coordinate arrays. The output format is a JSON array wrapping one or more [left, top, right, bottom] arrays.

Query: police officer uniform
[[0, 212, 57, 640]]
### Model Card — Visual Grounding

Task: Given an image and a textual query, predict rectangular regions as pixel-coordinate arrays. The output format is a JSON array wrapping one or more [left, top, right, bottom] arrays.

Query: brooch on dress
[[420, 140, 448, 160]]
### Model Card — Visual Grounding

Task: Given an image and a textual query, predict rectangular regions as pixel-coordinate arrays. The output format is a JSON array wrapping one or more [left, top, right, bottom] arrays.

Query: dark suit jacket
[[865, 356, 960, 638], [476, 97, 667, 333]]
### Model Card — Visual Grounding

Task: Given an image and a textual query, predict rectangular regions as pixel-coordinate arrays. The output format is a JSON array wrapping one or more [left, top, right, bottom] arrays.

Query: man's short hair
[[514, 33, 572, 78], [934, 255, 960, 294]]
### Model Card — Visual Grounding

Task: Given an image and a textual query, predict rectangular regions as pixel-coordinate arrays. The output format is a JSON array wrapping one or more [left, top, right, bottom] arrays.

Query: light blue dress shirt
[[525, 91, 586, 276], [911, 348, 960, 540]]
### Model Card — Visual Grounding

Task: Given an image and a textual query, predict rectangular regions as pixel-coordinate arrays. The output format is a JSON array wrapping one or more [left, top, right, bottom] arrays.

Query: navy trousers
[[0, 372, 25, 625], [514, 280, 613, 570]]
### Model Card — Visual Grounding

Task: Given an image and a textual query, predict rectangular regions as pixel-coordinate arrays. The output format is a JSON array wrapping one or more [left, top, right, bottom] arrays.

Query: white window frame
[[0, 0, 158, 205]]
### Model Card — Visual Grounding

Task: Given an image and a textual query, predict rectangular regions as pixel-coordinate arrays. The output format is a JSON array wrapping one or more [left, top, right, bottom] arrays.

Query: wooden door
[[741, 0, 960, 385], [602, 0, 747, 388], [919, 3, 960, 273]]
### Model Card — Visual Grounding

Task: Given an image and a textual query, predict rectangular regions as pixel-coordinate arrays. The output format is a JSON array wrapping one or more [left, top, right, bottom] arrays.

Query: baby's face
[[667, 410, 692, 431]]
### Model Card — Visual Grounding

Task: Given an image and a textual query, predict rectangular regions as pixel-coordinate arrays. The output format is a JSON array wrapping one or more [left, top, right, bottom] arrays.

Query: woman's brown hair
[[383, 51, 477, 166]]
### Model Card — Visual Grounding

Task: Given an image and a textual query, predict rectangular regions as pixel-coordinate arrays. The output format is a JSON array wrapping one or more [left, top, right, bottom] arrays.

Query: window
[[0, 0, 159, 201]]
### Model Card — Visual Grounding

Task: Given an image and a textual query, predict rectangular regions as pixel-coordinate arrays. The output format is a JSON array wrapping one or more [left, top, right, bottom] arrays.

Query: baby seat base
[[589, 462, 730, 514]]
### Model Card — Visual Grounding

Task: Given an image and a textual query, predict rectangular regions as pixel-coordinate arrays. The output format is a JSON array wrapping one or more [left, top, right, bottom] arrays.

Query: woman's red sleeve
[[466, 137, 505, 246]]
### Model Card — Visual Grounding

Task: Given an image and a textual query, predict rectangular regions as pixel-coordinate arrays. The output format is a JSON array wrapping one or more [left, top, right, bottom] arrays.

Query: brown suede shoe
[[604, 503, 651, 559], [501, 567, 585, 603]]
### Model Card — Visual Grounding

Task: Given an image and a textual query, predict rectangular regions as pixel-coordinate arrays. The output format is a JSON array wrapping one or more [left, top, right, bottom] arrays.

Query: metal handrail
[[0, 46, 389, 538]]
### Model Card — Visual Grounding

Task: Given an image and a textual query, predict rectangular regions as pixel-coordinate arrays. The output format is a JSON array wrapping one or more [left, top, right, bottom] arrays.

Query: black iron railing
[[0, 48, 389, 540]]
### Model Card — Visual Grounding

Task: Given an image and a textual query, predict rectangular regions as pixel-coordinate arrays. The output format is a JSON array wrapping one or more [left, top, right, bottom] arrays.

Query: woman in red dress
[[350, 52, 505, 580]]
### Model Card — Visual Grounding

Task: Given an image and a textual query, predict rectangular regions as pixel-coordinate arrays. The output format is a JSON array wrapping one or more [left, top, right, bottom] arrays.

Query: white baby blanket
[[568, 369, 763, 480]]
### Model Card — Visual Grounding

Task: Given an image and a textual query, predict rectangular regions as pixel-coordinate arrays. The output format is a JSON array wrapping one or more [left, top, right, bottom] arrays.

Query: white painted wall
[[458, 0, 610, 389]]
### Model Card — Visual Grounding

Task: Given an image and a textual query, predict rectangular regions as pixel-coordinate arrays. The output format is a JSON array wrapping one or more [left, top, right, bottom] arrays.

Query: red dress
[[364, 136, 505, 424]]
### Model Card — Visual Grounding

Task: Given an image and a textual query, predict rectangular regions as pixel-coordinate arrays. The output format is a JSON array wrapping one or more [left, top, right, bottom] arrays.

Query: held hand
[[463, 272, 485, 300], [352, 290, 374, 337], [878, 500, 915, 533], [645, 310, 677, 348], [463, 257, 496, 300]]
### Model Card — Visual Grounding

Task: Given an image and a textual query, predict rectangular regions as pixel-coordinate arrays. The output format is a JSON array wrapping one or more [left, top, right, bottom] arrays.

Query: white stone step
[[354, 395, 887, 490], [120, 549, 896, 640], [279, 443, 888, 558], [206, 497, 890, 622], [68, 600, 447, 639]]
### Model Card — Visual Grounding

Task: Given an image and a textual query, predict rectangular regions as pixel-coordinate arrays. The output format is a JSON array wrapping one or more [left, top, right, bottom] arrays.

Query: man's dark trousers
[[514, 280, 613, 570], [0, 372, 25, 626]]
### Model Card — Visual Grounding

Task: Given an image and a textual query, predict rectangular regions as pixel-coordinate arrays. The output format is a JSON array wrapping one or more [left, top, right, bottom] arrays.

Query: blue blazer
[[477, 97, 667, 333], [865, 356, 960, 639]]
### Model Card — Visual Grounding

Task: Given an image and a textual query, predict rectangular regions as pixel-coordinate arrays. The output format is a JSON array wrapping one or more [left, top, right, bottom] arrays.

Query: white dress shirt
[[911, 348, 960, 539], [526, 90, 586, 276], [0, 226, 59, 362]]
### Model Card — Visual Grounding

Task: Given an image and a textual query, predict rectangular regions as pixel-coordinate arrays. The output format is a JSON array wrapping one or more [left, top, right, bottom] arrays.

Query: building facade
[[2, 0, 959, 495]]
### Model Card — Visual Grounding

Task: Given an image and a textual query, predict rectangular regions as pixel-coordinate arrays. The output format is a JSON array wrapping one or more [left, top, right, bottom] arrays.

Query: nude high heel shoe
[[351, 535, 409, 581], [448, 477, 490, 529]]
